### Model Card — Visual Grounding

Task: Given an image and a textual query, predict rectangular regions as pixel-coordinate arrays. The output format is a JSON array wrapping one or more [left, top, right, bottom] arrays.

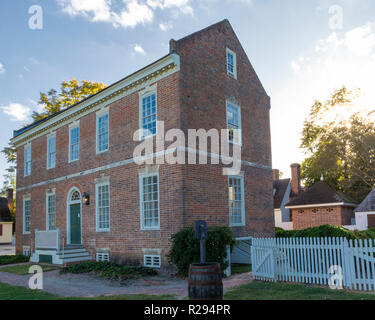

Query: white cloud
[[57, 0, 193, 28], [159, 22, 172, 32], [1, 103, 32, 122], [133, 43, 146, 55], [271, 22, 375, 178], [0, 63, 5, 75]]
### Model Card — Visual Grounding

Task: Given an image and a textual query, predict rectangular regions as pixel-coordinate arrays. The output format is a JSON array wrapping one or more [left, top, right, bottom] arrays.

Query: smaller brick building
[[285, 180, 357, 230]]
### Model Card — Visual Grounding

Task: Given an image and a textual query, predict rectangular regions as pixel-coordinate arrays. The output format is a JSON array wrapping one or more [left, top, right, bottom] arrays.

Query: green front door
[[70, 204, 81, 245]]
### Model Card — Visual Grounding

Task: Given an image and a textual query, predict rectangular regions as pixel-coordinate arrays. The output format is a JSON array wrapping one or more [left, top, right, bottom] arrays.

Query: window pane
[[98, 114, 109, 152], [229, 178, 243, 225], [97, 184, 110, 230], [142, 94, 157, 137], [70, 127, 79, 161], [47, 195, 56, 231], [142, 175, 159, 228], [24, 200, 31, 233]]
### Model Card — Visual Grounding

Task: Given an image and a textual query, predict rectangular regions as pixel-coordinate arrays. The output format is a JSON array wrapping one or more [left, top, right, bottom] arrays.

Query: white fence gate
[[252, 237, 375, 292]]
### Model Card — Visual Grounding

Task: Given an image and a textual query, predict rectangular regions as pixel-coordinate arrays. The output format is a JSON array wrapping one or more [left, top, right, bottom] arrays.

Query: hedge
[[0, 255, 30, 266], [276, 225, 375, 240], [168, 226, 236, 277]]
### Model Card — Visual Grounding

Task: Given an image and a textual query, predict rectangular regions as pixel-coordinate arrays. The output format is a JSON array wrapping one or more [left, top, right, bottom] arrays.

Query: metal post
[[200, 239, 206, 263]]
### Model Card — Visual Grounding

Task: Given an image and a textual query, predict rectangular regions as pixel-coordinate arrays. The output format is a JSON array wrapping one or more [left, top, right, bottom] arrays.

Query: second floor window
[[47, 193, 56, 231], [24, 144, 31, 176], [226, 102, 242, 145], [47, 135, 56, 169], [70, 126, 79, 162], [97, 112, 109, 153], [142, 93, 157, 137]]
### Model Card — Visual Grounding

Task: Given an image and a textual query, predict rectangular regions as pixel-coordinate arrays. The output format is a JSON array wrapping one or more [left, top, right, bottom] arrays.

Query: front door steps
[[30, 245, 92, 265]]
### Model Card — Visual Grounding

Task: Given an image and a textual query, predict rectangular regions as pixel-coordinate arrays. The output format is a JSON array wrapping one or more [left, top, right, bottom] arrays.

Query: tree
[[300, 86, 375, 203]]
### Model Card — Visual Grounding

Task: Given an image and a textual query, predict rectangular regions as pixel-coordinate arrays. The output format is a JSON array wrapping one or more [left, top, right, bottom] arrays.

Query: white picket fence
[[252, 237, 375, 292]]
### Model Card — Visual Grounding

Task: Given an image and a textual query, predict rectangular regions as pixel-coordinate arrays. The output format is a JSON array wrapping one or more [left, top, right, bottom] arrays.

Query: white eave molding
[[11, 53, 180, 148], [285, 202, 358, 210]]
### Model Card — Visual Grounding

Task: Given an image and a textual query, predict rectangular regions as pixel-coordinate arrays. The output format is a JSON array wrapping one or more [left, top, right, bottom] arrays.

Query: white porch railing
[[35, 229, 60, 251]]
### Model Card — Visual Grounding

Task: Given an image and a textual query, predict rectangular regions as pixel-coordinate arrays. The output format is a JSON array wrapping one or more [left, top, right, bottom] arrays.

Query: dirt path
[[0, 264, 252, 299]]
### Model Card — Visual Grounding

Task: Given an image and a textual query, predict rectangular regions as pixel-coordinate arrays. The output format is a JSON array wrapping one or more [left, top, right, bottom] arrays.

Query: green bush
[[0, 255, 30, 266], [60, 261, 157, 280], [276, 225, 375, 240], [168, 226, 236, 277]]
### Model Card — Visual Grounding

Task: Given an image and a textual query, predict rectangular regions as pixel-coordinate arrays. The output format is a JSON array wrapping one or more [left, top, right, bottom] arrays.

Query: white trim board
[[286, 202, 358, 209], [17, 147, 272, 192]]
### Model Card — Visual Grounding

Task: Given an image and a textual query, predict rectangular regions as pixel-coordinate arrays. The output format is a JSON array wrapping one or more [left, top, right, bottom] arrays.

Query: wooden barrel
[[188, 263, 223, 300]]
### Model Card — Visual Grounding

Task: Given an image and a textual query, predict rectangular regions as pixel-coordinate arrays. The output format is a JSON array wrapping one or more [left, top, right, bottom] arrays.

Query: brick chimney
[[272, 169, 280, 181], [6, 188, 14, 213], [290, 164, 301, 197]]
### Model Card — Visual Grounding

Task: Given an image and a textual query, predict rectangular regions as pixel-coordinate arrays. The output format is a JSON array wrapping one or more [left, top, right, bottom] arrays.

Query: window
[[226, 101, 242, 145], [96, 183, 110, 231], [69, 125, 79, 162], [228, 176, 245, 226], [97, 111, 109, 153], [47, 134, 56, 169], [96, 253, 110, 262], [141, 93, 157, 138], [227, 48, 237, 79], [23, 246, 31, 257], [46, 192, 56, 231], [144, 255, 161, 268], [23, 197, 31, 234], [24, 144, 31, 176], [140, 174, 160, 230]]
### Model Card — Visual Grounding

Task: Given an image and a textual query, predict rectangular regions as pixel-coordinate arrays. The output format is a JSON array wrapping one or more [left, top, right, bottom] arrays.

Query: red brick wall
[[292, 206, 354, 230], [174, 19, 274, 237]]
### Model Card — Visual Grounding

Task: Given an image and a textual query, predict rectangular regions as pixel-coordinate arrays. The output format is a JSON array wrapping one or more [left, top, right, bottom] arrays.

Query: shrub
[[276, 225, 375, 240], [168, 226, 236, 277], [0, 255, 30, 266], [60, 261, 157, 280]]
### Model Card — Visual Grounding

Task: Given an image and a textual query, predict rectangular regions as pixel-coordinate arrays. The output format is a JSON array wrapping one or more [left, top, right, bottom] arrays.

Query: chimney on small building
[[273, 169, 280, 181], [6, 188, 14, 213], [290, 163, 301, 197]]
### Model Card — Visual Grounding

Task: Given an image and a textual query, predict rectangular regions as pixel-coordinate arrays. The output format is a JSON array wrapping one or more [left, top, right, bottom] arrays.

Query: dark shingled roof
[[355, 188, 375, 213], [273, 179, 290, 209], [286, 181, 356, 207], [0, 198, 12, 222]]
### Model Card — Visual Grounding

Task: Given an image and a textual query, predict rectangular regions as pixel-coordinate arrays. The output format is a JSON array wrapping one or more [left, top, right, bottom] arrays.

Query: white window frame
[[228, 175, 246, 227], [139, 86, 158, 140], [96, 253, 110, 262], [46, 190, 56, 231], [69, 122, 80, 163], [23, 246, 31, 257], [96, 108, 109, 154], [95, 181, 110, 232], [139, 172, 160, 231], [24, 143, 31, 177], [226, 48, 237, 79], [144, 255, 161, 268], [23, 195, 31, 235], [46, 133, 56, 170], [226, 101, 242, 146]]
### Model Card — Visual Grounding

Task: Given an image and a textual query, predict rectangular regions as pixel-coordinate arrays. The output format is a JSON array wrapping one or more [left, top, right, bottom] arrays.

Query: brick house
[[11, 20, 274, 268], [285, 180, 357, 230], [273, 163, 302, 230]]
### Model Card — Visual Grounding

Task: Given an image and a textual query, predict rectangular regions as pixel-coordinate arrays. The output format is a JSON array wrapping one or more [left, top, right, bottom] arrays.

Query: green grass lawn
[[0, 282, 176, 300], [0, 264, 60, 275], [225, 281, 375, 300], [231, 264, 251, 275]]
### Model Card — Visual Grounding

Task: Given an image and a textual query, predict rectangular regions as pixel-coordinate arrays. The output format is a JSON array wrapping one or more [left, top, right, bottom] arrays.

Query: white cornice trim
[[286, 202, 358, 209], [11, 54, 180, 147]]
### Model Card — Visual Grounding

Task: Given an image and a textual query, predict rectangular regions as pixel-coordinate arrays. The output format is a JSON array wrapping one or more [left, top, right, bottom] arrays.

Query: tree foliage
[[301, 86, 375, 203]]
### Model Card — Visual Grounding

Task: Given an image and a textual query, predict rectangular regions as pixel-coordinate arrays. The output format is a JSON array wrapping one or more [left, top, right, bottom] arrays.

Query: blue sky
[[0, 0, 374, 184]]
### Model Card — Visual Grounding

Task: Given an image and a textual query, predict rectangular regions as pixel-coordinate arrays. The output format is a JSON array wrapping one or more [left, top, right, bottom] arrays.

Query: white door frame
[[66, 187, 83, 245]]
